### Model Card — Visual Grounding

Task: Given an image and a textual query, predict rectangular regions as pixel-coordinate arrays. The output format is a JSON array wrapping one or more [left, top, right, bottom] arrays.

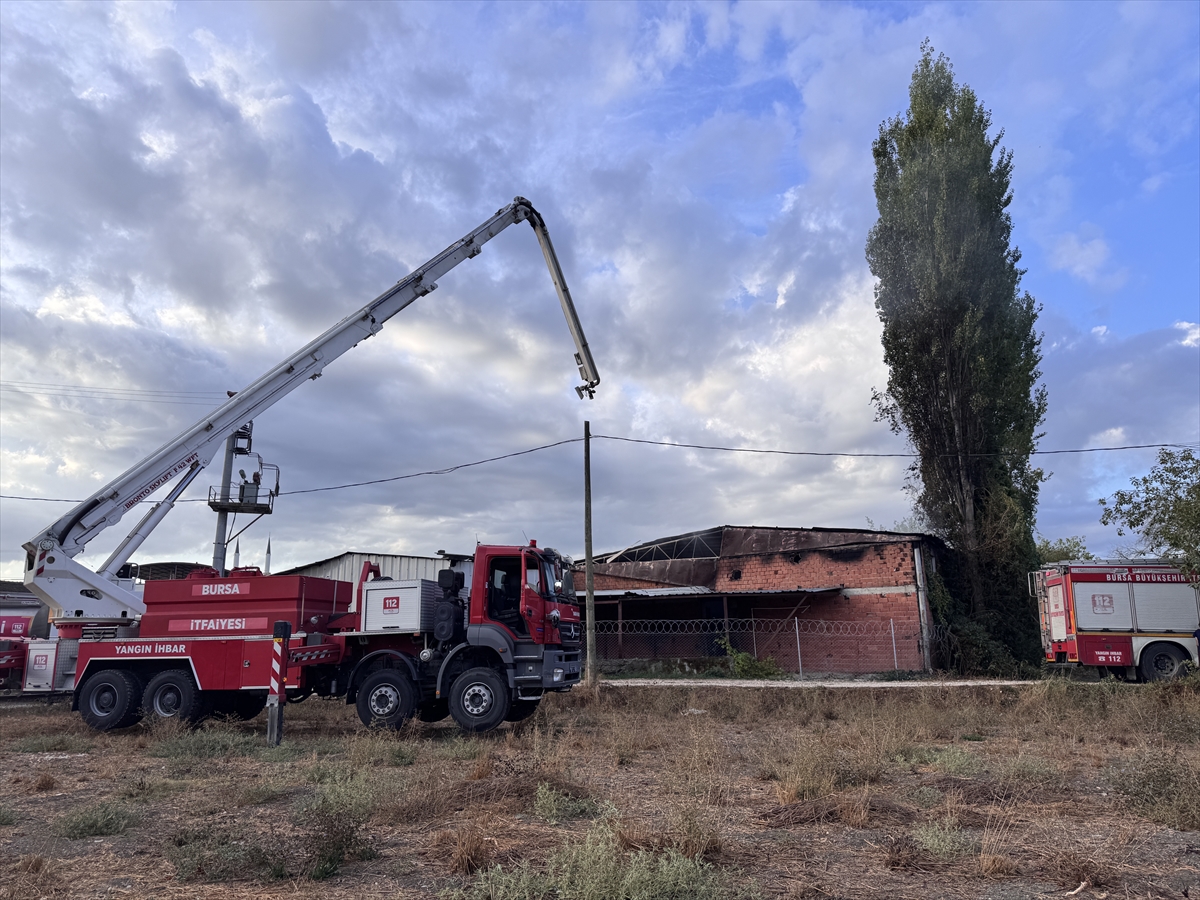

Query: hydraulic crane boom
[[24, 197, 600, 623]]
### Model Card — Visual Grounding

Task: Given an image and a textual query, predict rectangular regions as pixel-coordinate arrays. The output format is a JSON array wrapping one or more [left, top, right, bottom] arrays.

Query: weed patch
[[533, 782, 598, 823], [150, 727, 259, 761], [1001, 754, 1063, 788], [13, 733, 92, 754], [56, 802, 138, 838], [166, 824, 284, 882], [429, 735, 487, 761], [898, 745, 982, 776], [765, 735, 886, 803], [347, 731, 417, 768], [118, 774, 187, 801], [294, 774, 378, 879], [1111, 749, 1200, 830], [444, 825, 758, 900], [912, 820, 977, 859]]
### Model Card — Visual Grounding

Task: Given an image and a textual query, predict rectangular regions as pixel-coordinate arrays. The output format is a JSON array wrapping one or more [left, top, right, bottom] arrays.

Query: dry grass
[[1, 677, 1198, 899]]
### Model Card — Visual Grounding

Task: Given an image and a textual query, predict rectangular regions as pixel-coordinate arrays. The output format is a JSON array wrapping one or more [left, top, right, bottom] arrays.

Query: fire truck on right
[[1031, 561, 1199, 680]]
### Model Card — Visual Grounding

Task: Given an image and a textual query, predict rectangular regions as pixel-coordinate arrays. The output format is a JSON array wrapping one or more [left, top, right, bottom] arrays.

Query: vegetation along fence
[[591, 617, 921, 675]]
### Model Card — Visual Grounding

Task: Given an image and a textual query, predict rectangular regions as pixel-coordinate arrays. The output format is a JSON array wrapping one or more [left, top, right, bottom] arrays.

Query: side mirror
[[438, 569, 465, 592], [554, 579, 563, 593]]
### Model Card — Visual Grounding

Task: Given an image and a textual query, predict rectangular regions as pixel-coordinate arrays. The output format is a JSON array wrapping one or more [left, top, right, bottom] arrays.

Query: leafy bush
[[715, 638, 786, 680], [56, 802, 138, 838]]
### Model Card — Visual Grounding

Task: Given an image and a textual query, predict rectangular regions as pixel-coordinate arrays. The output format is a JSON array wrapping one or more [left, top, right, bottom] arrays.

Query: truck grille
[[559, 622, 581, 645]]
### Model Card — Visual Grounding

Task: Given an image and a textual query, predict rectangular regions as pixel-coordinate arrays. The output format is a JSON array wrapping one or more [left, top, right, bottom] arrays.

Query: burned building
[[578, 525, 941, 674]]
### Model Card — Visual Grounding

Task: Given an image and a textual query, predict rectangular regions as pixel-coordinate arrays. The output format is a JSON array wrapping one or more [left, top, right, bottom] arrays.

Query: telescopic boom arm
[[24, 198, 600, 621]]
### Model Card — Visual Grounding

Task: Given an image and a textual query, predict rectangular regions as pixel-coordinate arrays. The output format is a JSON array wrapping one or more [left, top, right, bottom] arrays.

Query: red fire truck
[[12, 197, 598, 733], [1031, 561, 1199, 680], [56, 543, 581, 733]]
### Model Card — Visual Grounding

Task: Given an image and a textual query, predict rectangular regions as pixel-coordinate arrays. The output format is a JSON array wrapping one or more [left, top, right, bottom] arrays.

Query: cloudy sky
[[1, 0, 1197, 579]]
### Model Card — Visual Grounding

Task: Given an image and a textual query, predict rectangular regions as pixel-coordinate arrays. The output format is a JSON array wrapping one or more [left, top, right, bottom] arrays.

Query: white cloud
[[1175, 321, 1200, 347], [1049, 227, 1128, 290], [1, 0, 1196, 580]]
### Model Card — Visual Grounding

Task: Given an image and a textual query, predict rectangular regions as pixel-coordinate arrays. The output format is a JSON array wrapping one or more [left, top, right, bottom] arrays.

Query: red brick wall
[[717, 543, 925, 672], [714, 543, 916, 591]]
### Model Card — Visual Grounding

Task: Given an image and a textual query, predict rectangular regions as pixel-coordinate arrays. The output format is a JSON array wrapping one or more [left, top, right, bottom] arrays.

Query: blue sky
[[1, 0, 1197, 578]]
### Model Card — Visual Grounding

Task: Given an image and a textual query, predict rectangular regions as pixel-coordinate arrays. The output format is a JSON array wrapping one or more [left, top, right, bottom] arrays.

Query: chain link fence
[[592, 616, 923, 675]]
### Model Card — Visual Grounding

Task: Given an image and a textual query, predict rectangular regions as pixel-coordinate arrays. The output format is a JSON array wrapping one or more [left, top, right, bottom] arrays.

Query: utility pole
[[584, 420, 597, 686]]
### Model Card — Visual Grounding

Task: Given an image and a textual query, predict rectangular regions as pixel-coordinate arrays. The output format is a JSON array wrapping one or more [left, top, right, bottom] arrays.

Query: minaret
[[232, 539, 240, 569], [264, 536, 272, 576]]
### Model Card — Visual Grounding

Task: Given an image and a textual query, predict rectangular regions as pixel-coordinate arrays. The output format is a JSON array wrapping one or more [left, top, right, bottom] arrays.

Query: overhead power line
[[1, 437, 1193, 504], [595, 435, 1198, 458], [1, 380, 228, 407]]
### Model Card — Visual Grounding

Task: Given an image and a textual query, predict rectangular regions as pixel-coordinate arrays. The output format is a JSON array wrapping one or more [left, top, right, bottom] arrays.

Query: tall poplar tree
[[866, 43, 1047, 662]]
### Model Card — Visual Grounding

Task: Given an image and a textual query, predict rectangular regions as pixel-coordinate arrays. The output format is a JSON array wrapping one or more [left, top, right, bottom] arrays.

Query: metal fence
[[592, 616, 922, 674]]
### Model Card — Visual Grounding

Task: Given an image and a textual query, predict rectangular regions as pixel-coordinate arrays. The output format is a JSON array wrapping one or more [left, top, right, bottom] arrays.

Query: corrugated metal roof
[[280, 552, 447, 584], [594, 586, 713, 598], [592, 586, 841, 599]]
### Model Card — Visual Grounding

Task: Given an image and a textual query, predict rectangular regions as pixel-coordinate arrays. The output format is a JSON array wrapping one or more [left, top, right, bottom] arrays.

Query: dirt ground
[[2, 679, 1199, 900]]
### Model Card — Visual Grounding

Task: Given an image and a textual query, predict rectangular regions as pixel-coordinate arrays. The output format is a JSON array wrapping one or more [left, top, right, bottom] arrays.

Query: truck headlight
[[552, 667, 564, 682]]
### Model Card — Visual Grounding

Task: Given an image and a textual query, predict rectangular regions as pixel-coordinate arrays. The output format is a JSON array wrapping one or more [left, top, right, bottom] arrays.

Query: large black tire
[[448, 667, 510, 733], [143, 669, 205, 724], [356, 670, 417, 728], [78, 669, 141, 731], [1139, 642, 1189, 682], [417, 699, 450, 722], [505, 698, 541, 722]]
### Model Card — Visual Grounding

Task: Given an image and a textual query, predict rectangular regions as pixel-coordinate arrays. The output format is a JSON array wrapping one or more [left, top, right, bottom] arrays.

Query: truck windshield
[[543, 550, 577, 604]]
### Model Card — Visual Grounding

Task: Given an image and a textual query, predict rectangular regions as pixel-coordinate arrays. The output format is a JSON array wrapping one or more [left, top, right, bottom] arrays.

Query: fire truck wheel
[[79, 669, 141, 732], [143, 669, 205, 723], [448, 667, 510, 733], [357, 670, 416, 729], [1138, 643, 1188, 682], [505, 698, 541, 722], [417, 700, 450, 722]]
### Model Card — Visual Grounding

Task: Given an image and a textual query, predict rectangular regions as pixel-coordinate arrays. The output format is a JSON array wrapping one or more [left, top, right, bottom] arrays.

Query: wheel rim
[[153, 685, 182, 717], [90, 684, 118, 717], [461, 682, 493, 717], [369, 684, 400, 718], [1152, 653, 1177, 676]]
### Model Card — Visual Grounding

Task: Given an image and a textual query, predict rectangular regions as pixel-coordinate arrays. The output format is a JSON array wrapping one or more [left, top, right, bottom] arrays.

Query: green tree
[[865, 43, 1047, 662], [1100, 448, 1200, 583], [1035, 535, 1094, 565]]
